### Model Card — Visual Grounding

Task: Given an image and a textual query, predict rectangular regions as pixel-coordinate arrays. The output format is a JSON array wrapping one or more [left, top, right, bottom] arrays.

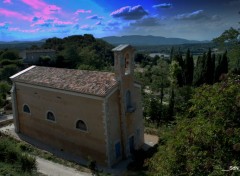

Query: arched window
[[126, 90, 135, 113], [124, 53, 130, 74], [76, 120, 87, 131], [23, 105, 30, 114], [126, 90, 131, 109], [47, 111, 55, 121]]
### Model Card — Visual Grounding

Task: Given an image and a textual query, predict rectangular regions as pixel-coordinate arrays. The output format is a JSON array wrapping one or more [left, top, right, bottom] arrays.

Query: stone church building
[[10, 44, 144, 167]]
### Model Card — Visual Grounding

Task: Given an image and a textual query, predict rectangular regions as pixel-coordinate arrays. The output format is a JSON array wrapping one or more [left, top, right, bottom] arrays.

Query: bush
[[147, 75, 240, 175], [20, 154, 36, 172]]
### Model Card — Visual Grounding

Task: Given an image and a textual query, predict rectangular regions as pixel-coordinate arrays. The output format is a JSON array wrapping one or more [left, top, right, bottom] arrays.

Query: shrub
[[20, 154, 36, 172]]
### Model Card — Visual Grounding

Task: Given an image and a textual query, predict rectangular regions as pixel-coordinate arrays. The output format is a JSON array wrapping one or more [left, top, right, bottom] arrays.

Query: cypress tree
[[214, 54, 222, 82], [205, 49, 215, 84], [184, 49, 194, 85], [193, 55, 205, 86], [214, 51, 228, 82], [173, 51, 184, 87], [167, 88, 175, 121]]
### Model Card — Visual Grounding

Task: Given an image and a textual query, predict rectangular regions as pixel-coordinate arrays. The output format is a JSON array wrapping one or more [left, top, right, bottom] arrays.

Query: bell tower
[[112, 44, 136, 158], [112, 44, 135, 79]]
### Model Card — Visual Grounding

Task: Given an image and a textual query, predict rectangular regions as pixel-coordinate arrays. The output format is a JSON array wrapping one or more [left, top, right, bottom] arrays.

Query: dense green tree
[[147, 75, 240, 175], [213, 27, 239, 74], [144, 96, 162, 124], [184, 49, 194, 85], [0, 81, 10, 107], [0, 64, 19, 82], [0, 50, 18, 60], [214, 51, 228, 82], [205, 49, 215, 84], [173, 52, 184, 87]]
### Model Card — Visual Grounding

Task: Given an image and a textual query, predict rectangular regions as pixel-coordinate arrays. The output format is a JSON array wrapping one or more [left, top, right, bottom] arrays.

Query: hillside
[[101, 35, 208, 46]]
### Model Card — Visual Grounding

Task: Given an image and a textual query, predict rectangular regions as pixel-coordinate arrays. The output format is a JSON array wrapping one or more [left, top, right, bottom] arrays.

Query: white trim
[[10, 65, 36, 79], [75, 119, 88, 133], [105, 86, 118, 99], [15, 82, 105, 101], [11, 83, 19, 133], [46, 110, 56, 123], [22, 104, 31, 115]]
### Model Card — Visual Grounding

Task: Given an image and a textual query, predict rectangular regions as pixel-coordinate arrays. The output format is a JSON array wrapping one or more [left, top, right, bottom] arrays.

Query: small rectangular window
[[115, 142, 121, 159]]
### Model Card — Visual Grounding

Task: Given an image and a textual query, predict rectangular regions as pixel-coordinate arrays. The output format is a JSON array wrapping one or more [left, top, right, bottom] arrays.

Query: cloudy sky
[[0, 0, 239, 41]]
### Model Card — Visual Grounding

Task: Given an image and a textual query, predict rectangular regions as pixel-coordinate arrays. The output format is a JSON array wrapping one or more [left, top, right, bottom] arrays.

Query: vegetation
[[40, 34, 114, 70], [0, 132, 37, 175], [147, 75, 240, 175]]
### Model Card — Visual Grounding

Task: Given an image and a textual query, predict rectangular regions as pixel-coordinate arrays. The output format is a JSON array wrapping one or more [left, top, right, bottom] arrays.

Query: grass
[[0, 132, 39, 176], [0, 130, 91, 174]]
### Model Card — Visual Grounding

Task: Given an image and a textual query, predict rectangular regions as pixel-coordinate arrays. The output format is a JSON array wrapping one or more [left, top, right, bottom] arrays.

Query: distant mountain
[[101, 35, 209, 46]]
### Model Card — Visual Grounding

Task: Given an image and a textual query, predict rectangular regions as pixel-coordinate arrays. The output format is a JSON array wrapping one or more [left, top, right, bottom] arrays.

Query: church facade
[[10, 44, 144, 167]]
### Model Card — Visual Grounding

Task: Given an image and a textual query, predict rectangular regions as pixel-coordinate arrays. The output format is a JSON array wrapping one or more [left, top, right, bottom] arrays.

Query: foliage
[[184, 49, 194, 85], [0, 50, 19, 60], [147, 75, 240, 175], [41, 34, 114, 70], [213, 27, 239, 44], [0, 132, 36, 174]]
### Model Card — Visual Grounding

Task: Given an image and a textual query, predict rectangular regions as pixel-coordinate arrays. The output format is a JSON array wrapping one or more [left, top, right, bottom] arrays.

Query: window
[[115, 142, 121, 159], [124, 53, 130, 74], [126, 90, 131, 109], [47, 111, 55, 121], [129, 136, 135, 154], [126, 90, 135, 113], [76, 120, 87, 131], [23, 105, 30, 114]]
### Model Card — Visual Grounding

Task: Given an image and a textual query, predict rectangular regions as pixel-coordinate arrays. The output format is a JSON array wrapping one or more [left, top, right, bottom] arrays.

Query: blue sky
[[0, 0, 239, 41]]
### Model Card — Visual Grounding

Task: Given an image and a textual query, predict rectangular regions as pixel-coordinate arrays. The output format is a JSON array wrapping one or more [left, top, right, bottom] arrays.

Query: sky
[[0, 0, 239, 41]]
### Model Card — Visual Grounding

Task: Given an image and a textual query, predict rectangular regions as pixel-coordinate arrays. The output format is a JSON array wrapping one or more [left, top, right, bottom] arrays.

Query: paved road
[[36, 157, 91, 176]]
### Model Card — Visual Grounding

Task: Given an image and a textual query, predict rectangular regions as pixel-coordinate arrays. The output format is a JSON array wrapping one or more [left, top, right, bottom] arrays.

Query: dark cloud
[[174, 10, 221, 22], [54, 24, 68, 28], [110, 5, 148, 20], [86, 15, 103, 20], [32, 16, 41, 22], [107, 21, 120, 26], [40, 23, 51, 27], [130, 16, 162, 27], [153, 3, 172, 9]]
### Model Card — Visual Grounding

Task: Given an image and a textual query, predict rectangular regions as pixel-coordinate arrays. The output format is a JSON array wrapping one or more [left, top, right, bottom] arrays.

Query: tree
[[147, 75, 240, 175], [184, 49, 194, 85], [0, 50, 18, 60], [205, 49, 215, 84], [167, 60, 181, 120], [194, 56, 204, 86], [0, 81, 10, 107], [214, 51, 228, 82], [213, 27, 240, 74]]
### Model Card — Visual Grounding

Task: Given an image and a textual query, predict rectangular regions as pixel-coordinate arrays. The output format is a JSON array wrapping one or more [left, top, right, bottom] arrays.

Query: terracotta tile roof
[[11, 66, 118, 97]]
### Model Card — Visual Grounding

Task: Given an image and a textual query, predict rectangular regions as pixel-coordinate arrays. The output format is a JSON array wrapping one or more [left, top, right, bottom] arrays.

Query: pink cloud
[[21, 0, 46, 9], [31, 17, 73, 27], [0, 8, 32, 21], [3, 0, 12, 4], [21, 0, 61, 15], [86, 15, 103, 20], [54, 20, 73, 25], [95, 21, 102, 25], [80, 24, 94, 31], [9, 27, 40, 33], [0, 22, 6, 26], [74, 9, 92, 15]]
